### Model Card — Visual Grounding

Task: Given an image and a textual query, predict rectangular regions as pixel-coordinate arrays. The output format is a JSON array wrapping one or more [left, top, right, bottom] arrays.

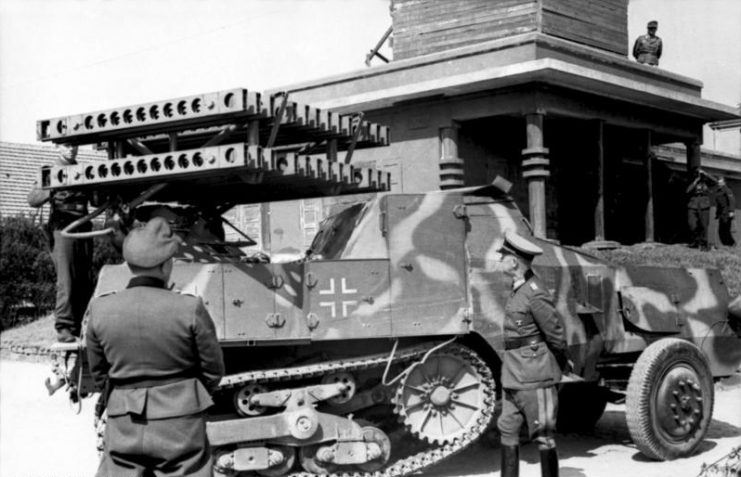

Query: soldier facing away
[[496, 231, 570, 477], [633, 20, 663, 66], [715, 177, 736, 246], [85, 217, 225, 477]]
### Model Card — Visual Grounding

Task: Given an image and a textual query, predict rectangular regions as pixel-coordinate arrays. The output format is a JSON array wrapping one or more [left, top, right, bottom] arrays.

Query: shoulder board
[[95, 290, 117, 298], [176, 289, 197, 297], [529, 282, 539, 291]]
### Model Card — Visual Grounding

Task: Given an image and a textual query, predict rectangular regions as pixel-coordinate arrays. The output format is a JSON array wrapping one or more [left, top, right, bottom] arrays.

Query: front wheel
[[626, 338, 714, 460]]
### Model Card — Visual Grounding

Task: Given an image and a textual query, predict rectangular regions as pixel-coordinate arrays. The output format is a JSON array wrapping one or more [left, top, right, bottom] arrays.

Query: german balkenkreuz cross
[[318, 278, 358, 318]]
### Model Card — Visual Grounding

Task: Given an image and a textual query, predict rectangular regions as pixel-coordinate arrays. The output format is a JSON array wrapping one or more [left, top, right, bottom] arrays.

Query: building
[[258, 0, 739, 252], [0, 142, 106, 219]]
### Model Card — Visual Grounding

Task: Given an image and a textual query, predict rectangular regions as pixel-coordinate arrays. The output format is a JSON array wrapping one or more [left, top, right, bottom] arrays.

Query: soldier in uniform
[[496, 230, 570, 477], [632, 20, 663, 66], [85, 217, 225, 477], [27, 145, 94, 343], [714, 177, 736, 246], [686, 169, 713, 250]]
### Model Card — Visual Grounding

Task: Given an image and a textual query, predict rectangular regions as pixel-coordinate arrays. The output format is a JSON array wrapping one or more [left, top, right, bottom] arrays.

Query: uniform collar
[[512, 269, 535, 291], [127, 276, 168, 289]]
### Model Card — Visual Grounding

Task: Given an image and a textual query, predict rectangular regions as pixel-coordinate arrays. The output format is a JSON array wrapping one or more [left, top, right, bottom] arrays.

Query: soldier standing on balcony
[[27, 145, 94, 343], [496, 231, 571, 477], [633, 20, 663, 66]]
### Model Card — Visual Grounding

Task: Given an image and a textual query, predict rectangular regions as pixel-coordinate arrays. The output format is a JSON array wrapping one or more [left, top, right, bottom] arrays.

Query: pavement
[[1, 358, 739, 477]]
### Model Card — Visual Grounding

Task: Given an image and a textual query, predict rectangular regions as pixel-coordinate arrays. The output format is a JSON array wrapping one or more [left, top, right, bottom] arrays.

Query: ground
[[1, 358, 739, 477]]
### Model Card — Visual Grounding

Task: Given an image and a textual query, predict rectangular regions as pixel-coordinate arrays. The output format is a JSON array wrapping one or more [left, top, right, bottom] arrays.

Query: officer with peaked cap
[[496, 230, 570, 477], [86, 217, 225, 477], [632, 20, 663, 66]]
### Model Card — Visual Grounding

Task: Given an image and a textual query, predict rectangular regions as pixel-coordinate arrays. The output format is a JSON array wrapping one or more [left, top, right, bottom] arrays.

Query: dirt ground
[[1, 358, 739, 477]]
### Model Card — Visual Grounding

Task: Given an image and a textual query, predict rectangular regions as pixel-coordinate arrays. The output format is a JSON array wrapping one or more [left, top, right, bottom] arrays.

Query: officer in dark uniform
[[27, 145, 94, 343], [633, 20, 663, 66], [714, 177, 736, 246], [496, 230, 570, 477], [86, 217, 225, 477], [686, 169, 713, 250]]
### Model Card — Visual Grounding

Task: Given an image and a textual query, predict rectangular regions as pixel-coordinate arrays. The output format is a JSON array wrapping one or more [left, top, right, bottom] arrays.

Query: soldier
[[27, 145, 94, 343], [714, 177, 736, 246], [632, 20, 663, 66], [496, 230, 570, 477], [686, 169, 712, 250], [85, 217, 225, 477]]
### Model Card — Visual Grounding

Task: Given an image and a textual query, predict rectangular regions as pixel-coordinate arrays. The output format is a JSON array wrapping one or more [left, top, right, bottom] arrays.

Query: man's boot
[[56, 328, 77, 343], [500, 445, 519, 477], [539, 447, 559, 477]]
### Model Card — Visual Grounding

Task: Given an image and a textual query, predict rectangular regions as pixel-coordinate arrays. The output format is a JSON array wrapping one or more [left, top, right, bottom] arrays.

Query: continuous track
[[213, 343, 496, 477]]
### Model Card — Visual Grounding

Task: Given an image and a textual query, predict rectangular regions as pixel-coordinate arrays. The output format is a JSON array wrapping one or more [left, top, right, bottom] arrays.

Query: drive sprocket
[[392, 344, 495, 445]]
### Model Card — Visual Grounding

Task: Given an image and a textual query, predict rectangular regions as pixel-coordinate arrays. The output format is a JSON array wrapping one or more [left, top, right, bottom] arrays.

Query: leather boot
[[500, 445, 519, 477], [539, 447, 559, 477]]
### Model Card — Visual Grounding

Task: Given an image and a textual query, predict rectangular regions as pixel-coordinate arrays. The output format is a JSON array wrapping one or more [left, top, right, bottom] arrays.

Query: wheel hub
[[429, 385, 451, 407], [656, 366, 704, 439]]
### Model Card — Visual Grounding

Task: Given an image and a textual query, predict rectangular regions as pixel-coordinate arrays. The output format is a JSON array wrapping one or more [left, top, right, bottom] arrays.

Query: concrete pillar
[[594, 120, 605, 241], [685, 138, 702, 174], [522, 114, 549, 238], [644, 130, 655, 242], [439, 124, 464, 189]]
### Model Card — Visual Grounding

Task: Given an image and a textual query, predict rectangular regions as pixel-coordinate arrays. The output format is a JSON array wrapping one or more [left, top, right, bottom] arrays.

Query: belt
[[111, 371, 195, 389], [505, 335, 544, 351]]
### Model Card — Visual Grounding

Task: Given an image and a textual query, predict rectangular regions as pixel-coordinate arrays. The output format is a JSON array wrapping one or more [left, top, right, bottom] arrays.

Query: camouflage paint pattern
[[93, 183, 741, 381]]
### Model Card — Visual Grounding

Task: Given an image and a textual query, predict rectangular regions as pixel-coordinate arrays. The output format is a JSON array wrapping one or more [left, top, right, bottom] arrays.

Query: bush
[[0, 215, 122, 332], [0, 215, 55, 330]]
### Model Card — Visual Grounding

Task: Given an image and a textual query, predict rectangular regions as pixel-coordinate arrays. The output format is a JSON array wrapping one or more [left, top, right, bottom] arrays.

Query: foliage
[[585, 243, 741, 298], [0, 215, 55, 330], [0, 215, 122, 332]]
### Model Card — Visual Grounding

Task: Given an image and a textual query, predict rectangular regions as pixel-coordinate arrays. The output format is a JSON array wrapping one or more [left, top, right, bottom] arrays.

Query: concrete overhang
[[275, 33, 739, 124]]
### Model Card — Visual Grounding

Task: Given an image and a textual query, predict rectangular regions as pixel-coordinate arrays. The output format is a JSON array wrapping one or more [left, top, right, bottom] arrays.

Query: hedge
[[0, 215, 122, 331]]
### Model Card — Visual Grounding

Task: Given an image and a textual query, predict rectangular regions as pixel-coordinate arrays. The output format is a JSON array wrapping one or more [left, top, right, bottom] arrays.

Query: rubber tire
[[556, 382, 608, 433], [626, 338, 714, 460]]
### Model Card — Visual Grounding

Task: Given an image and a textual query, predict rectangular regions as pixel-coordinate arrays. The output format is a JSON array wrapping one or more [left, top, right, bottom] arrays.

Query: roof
[[0, 142, 106, 218], [274, 33, 739, 124]]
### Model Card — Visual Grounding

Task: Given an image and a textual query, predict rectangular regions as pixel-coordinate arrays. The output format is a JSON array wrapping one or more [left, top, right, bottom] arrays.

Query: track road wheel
[[626, 338, 714, 460], [299, 443, 339, 474], [257, 446, 296, 477], [356, 425, 391, 472], [394, 344, 495, 445]]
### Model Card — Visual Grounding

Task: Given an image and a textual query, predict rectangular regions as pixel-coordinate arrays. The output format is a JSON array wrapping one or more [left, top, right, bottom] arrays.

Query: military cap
[[123, 217, 181, 268], [498, 230, 543, 259], [647, 20, 658, 28]]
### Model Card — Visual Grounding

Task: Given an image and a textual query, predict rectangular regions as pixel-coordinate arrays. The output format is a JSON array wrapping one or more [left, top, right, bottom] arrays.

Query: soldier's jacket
[[715, 185, 736, 218], [501, 271, 567, 390], [632, 34, 662, 65], [85, 276, 225, 419], [688, 181, 711, 210]]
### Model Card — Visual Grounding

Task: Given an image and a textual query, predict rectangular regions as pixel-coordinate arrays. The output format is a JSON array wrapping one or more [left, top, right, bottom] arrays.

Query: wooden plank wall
[[541, 0, 628, 55], [390, 0, 628, 60], [391, 0, 539, 60]]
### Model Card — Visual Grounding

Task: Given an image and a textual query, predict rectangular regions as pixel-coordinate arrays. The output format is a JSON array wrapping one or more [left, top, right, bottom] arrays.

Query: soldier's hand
[[730, 212, 735, 218]]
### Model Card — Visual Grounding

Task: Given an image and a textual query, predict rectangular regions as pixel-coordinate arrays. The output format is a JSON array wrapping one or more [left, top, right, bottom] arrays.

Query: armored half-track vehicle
[[41, 88, 741, 476]]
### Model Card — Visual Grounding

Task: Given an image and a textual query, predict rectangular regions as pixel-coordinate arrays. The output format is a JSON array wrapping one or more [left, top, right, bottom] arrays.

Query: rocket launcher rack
[[36, 88, 392, 203]]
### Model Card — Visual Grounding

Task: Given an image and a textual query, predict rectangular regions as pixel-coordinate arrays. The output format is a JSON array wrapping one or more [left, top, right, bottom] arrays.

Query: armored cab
[[41, 88, 741, 476]]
